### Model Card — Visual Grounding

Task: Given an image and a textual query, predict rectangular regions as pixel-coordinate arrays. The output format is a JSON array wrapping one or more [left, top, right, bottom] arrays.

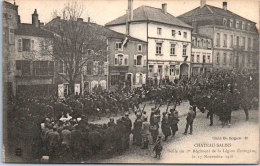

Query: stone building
[[105, 1, 192, 82], [178, 0, 259, 72], [191, 33, 213, 75], [3, 1, 55, 97]]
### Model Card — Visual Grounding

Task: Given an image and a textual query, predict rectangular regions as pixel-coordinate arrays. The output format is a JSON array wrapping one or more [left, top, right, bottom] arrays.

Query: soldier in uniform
[[153, 135, 163, 159], [141, 117, 150, 149], [133, 112, 142, 146], [161, 112, 171, 141], [183, 106, 196, 135]]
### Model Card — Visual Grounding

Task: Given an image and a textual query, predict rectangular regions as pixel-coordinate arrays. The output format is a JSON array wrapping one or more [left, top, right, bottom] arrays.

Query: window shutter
[[143, 55, 147, 66], [104, 62, 108, 75], [135, 73, 140, 84], [18, 39, 22, 52], [134, 55, 137, 65], [142, 74, 146, 84]]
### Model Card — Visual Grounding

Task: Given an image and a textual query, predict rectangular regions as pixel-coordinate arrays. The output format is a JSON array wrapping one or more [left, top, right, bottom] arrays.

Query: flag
[[122, 37, 128, 47]]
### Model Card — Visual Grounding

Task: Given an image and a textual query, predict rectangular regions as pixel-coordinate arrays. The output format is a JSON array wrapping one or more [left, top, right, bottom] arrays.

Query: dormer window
[[236, 21, 240, 29], [242, 22, 245, 30], [230, 19, 233, 28], [223, 18, 227, 26], [157, 27, 162, 35], [172, 30, 176, 37], [183, 32, 187, 39], [247, 23, 251, 31]]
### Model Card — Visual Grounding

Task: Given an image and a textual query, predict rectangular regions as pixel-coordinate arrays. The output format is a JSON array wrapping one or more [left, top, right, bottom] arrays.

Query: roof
[[45, 17, 146, 43], [15, 23, 53, 38], [178, 4, 255, 24], [3, 1, 18, 10], [105, 5, 193, 29]]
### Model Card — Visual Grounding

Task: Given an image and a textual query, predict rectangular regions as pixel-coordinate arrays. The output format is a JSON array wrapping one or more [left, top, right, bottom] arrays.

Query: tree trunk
[[68, 82, 75, 96]]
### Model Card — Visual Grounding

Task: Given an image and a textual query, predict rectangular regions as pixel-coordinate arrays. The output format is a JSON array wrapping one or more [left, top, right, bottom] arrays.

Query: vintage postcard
[[2, 0, 259, 164]]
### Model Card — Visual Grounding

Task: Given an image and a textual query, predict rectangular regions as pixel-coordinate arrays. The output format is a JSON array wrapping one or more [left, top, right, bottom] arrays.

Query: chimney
[[200, 0, 206, 8], [126, 10, 130, 35], [77, 18, 83, 22], [162, 3, 167, 14], [88, 17, 90, 22], [32, 9, 39, 28], [223, 2, 227, 10], [128, 0, 133, 21]]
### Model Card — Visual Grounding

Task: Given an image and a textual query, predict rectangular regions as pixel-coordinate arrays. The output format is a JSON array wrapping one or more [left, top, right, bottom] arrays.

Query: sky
[[6, 0, 260, 29]]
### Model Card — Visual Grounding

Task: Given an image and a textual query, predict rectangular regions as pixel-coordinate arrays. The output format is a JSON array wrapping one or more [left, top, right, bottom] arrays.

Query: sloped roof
[[178, 4, 255, 24], [105, 5, 192, 29], [15, 23, 53, 38], [45, 17, 146, 43]]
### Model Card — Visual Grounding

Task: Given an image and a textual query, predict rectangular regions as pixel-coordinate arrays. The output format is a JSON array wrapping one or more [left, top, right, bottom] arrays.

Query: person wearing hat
[[183, 106, 196, 135], [153, 135, 163, 159], [108, 118, 116, 127], [124, 112, 132, 149]]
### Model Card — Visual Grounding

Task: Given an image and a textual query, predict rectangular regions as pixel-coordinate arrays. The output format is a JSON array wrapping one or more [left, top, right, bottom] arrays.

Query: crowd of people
[[6, 70, 259, 162]]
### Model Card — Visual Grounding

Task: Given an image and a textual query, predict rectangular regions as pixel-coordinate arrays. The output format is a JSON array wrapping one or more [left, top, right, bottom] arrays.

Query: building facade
[[2, 1, 19, 97], [178, 1, 259, 72], [3, 2, 55, 97], [106, 3, 192, 82], [108, 36, 147, 90], [191, 33, 213, 75]]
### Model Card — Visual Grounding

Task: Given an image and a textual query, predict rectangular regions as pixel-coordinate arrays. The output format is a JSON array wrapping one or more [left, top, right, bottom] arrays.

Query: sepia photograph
[[2, 0, 259, 164]]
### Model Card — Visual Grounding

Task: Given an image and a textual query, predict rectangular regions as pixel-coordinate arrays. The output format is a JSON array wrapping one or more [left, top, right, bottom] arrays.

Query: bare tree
[[45, 1, 107, 95]]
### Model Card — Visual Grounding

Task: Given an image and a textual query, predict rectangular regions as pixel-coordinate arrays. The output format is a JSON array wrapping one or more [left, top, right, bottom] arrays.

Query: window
[[197, 40, 200, 47], [203, 39, 206, 47], [183, 45, 187, 56], [124, 55, 128, 65], [158, 65, 162, 76], [87, 61, 93, 75], [203, 55, 206, 63], [137, 55, 142, 65], [156, 43, 162, 55], [191, 54, 194, 62], [170, 44, 176, 56], [172, 30, 176, 37], [178, 31, 181, 35], [207, 40, 212, 48], [31, 40, 34, 51], [248, 38, 251, 50], [33, 61, 49, 75], [236, 36, 240, 47], [230, 35, 233, 48], [247, 23, 251, 31], [216, 33, 220, 47], [223, 18, 227, 26], [115, 42, 123, 51], [248, 54, 251, 66], [223, 34, 227, 47], [16, 60, 31, 75], [223, 53, 226, 65], [148, 65, 154, 76], [242, 22, 245, 30], [229, 54, 233, 65], [9, 29, 14, 44], [111, 75, 119, 86], [207, 55, 210, 63], [16, 61, 22, 70], [114, 55, 118, 65], [138, 44, 142, 52], [98, 62, 104, 75], [201, 39, 204, 47], [18, 39, 22, 52], [230, 19, 233, 28], [157, 27, 162, 35], [242, 37, 245, 48], [118, 54, 123, 65], [192, 39, 196, 46], [184, 32, 187, 38], [236, 21, 240, 29], [216, 52, 220, 64], [22, 39, 30, 51], [170, 65, 176, 76], [197, 55, 200, 63]]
